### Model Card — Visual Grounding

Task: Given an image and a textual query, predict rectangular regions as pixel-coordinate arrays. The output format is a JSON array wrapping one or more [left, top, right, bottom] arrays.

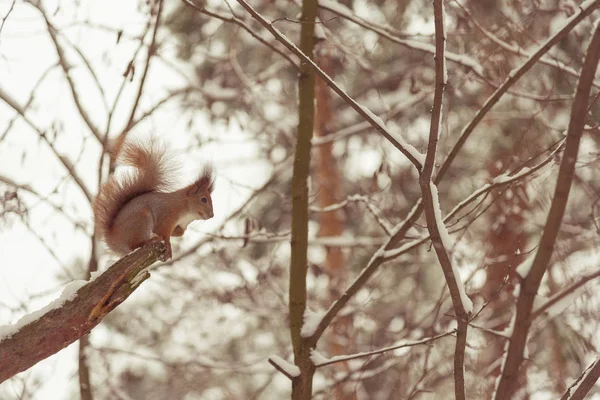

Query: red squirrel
[[93, 138, 214, 259]]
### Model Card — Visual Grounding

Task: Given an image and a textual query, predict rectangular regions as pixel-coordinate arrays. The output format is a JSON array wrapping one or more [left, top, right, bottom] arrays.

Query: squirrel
[[93, 137, 214, 260]]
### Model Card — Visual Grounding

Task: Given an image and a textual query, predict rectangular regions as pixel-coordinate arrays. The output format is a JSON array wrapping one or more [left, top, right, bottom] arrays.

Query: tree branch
[[0, 241, 168, 383], [495, 22, 600, 400], [418, 3, 469, 399], [560, 355, 600, 400]]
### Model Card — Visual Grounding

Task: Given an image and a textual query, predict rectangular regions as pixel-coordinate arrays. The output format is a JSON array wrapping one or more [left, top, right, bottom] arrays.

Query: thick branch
[[560, 356, 600, 400], [0, 241, 168, 383], [495, 23, 600, 400]]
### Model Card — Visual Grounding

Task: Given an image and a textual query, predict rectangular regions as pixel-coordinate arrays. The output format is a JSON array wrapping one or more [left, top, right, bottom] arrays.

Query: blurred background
[[0, 0, 599, 398]]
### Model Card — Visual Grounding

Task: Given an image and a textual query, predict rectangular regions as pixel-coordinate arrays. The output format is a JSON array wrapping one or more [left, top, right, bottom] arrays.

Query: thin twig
[[0, 0, 16, 46], [121, 0, 164, 137], [314, 330, 455, 368]]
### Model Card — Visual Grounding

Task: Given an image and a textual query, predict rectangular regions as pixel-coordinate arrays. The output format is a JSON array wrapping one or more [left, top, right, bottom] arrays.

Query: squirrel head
[[186, 166, 215, 220]]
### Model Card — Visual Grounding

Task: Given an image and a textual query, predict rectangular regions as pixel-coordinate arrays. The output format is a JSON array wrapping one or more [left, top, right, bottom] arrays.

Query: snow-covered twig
[[313, 329, 455, 368], [532, 269, 600, 320], [268, 355, 300, 380]]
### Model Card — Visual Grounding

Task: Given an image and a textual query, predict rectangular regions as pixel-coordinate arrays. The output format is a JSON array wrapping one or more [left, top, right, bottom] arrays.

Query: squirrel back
[[93, 138, 177, 242]]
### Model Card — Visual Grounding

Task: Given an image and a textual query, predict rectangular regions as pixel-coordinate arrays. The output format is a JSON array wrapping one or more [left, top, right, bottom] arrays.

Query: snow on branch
[[0, 241, 169, 383], [532, 270, 600, 320], [268, 355, 301, 379], [312, 329, 456, 368], [305, 131, 559, 350]]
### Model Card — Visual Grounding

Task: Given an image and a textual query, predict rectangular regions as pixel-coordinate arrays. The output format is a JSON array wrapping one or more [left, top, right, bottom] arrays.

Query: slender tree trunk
[[289, 0, 318, 398]]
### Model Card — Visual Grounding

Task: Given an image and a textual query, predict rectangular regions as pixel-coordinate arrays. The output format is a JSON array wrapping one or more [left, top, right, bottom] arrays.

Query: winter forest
[[1, 0, 600, 399]]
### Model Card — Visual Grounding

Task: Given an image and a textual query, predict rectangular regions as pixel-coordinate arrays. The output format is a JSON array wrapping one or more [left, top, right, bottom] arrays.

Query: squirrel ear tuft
[[195, 165, 215, 193]]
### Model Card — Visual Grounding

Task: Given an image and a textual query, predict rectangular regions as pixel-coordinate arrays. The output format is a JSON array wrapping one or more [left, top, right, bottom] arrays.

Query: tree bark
[[289, 0, 318, 398]]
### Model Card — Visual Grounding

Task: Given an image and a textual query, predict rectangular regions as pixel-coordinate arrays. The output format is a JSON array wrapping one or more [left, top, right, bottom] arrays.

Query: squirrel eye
[[201, 197, 207, 204]]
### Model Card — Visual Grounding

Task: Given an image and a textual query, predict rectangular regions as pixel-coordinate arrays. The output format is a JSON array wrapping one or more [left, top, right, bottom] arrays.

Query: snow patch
[[310, 349, 330, 366], [269, 355, 300, 377], [430, 182, 473, 313], [516, 251, 536, 279], [301, 308, 324, 338], [0, 279, 88, 342]]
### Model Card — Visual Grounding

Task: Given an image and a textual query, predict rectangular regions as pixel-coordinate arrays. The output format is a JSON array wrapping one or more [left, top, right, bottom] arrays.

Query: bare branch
[[288, 0, 318, 396], [0, 0, 16, 47], [418, 3, 469, 399], [121, 0, 164, 138]]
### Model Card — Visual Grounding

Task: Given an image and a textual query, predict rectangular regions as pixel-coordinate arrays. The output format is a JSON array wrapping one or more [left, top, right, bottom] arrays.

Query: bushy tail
[[93, 137, 177, 240]]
